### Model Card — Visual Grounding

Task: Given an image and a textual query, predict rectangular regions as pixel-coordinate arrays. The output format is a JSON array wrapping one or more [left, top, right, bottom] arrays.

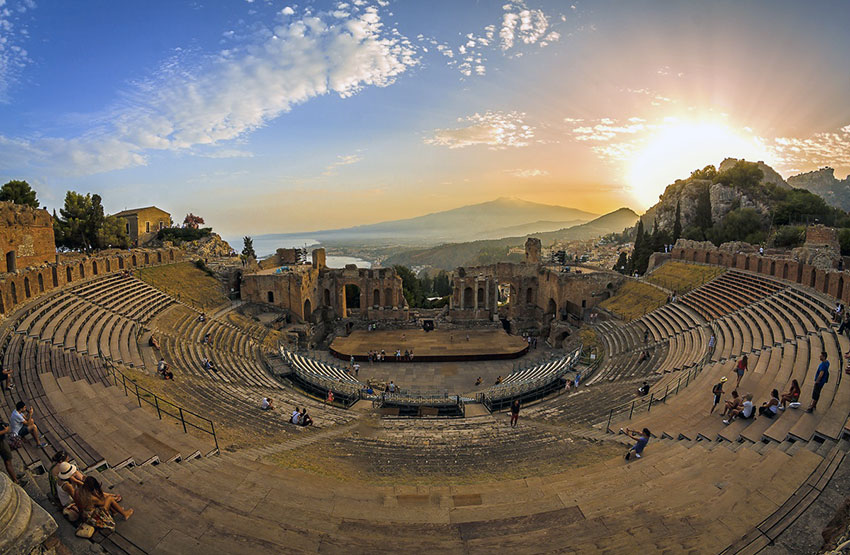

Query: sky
[[2, 0, 850, 237]]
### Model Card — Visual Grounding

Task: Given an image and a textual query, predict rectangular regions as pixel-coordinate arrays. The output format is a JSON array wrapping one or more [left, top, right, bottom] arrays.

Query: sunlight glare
[[627, 121, 772, 209]]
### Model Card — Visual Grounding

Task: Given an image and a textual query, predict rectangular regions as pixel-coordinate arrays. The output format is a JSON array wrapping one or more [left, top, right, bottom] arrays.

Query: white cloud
[[1, 3, 418, 176], [500, 2, 554, 51], [766, 125, 850, 173], [505, 168, 549, 178], [425, 111, 534, 149], [323, 153, 364, 175], [0, 0, 35, 102]]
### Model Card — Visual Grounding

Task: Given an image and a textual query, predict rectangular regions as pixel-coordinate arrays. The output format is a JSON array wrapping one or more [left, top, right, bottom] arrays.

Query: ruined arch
[[79, 263, 85, 279], [10, 282, 17, 305], [547, 298, 557, 315], [157, 252, 163, 263], [810, 268, 817, 287], [37, 273, 44, 293], [769, 260, 775, 275], [704, 251, 710, 263], [345, 284, 361, 310], [52, 267, 58, 288], [823, 272, 830, 295], [118, 257, 125, 270], [373, 289, 381, 307], [385, 288, 393, 308], [24, 276, 31, 298], [267, 291, 274, 303], [477, 287, 485, 305], [782, 263, 788, 280], [66, 266, 72, 283], [92, 261, 98, 275], [132, 254, 137, 266], [324, 288, 331, 307], [303, 299, 312, 321], [463, 286, 474, 308], [169, 250, 174, 261], [144, 253, 150, 264], [526, 287, 534, 304], [106, 259, 111, 272], [839, 275, 845, 300]]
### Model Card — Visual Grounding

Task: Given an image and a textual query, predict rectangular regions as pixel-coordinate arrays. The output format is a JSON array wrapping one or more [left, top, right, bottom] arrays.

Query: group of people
[[290, 406, 313, 426], [52, 450, 134, 536], [156, 358, 174, 380], [365, 349, 414, 362]]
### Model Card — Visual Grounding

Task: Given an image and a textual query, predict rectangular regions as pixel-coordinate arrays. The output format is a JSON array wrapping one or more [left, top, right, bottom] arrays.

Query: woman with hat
[[711, 376, 728, 414], [55, 461, 83, 523]]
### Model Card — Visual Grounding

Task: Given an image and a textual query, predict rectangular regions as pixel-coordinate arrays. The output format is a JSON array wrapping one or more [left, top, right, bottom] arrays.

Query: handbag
[[8, 434, 23, 450], [75, 524, 95, 539]]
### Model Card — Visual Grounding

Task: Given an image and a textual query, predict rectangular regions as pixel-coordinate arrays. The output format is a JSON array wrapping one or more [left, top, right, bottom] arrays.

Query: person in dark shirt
[[623, 427, 650, 460], [807, 351, 830, 413], [711, 377, 727, 414], [510, 400, 520, 428]]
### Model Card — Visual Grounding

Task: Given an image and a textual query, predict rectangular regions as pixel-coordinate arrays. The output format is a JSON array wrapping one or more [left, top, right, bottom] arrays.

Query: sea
[[229, 235, 372, 269]]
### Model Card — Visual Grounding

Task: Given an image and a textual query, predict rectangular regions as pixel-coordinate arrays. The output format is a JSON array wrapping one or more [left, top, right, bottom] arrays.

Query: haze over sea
[[232, 235, 372, 269]]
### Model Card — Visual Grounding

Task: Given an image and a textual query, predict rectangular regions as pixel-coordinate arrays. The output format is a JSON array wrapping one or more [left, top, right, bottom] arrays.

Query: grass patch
[[599, 281, 668, 321], [136, 261, 228, 311], [646, 261, 725, 294]]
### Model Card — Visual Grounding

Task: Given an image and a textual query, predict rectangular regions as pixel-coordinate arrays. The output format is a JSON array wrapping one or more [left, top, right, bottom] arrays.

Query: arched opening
[[547, 298, 557, 315], [345, 284, 361, 310], [0, 291, 4, 314], [477, 287, 484, 305], [23, 277, 31, 298], [144, 253, 150, 264], [106, 259, 111, 272], [838, 276, 845, 300], [823, 273, 830, 294], [324, 288, 331, 306], [526, 287, 534, 304], [744, 257, 750, 271], [52, 267, 58, 287], [385, 288, 393, 308], [373, 289, 381, 307], [554, 330, 570, 345], [92, 261, 98, 275], [37, 273, 44, 293], [704, 251, 710, 263], [796, 264, 803, 283], [118, 257, 125, 269], [756, 259, 762, 273], [463, 286, 474, 308], [267, 291, 274, 303], [157, 252, 163, 263], [770, 260, 775, 275], [169, 250, 174, 261], [132, 254, 137, 266], [810, 268, 817, 287], [303, 299, 312, 321], [66, 266, 72, 283], [10, 282, 17, 305], [782, 263, 788, 280], [691, 251, 698, 262], [5, 250, 16, 272], [79, 263, 85, 278]]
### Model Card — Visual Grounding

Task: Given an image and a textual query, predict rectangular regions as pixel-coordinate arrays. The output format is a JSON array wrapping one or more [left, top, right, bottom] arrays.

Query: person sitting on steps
[[475, 377, 482, 386], [10, 401, 48, 448], [299, 408, 313, 426], [622, 427, 650, 460], [779, 379, 801, 409], [720, 390, 741, 418], [638, 381, 650, 396], [76, 476, 134, 526], [724, 393, 754, 424], [261, 397, 274, 411], [291, 407, 301, 425], [759, 389, 780, 418]]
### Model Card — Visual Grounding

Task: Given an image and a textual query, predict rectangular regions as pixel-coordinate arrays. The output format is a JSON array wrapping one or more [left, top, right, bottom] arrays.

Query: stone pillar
[[460, 280, 465, 309], [0, 473, 58, 554], [474, 279, 479, 310], [485, 279, 490, 310]]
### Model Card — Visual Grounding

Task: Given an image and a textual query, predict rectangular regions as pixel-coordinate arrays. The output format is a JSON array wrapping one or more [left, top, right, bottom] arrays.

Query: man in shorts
[[711, 376, 728, 414], [10, 401, 48, 448], [623, 427, 651, 460], [1, 416, 27, 485]]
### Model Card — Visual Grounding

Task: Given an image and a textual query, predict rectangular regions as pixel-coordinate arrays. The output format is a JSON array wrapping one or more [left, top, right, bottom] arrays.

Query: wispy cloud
[[425, 111, 534, 149], [505, 168, 549, 178], [767, 126, 850, 174], [0, 0, 36, 102], [0, 2, 417, 176], [323, 153, 364, 176]]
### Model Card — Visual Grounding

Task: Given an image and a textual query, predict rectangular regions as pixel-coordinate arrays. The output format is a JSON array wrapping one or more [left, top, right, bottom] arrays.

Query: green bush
[[771, 226, 805, 248], [157, 227, 212, 244]]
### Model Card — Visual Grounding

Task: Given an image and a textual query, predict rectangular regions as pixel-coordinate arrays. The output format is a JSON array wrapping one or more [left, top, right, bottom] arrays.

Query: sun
[[627, 121, 773, 209]]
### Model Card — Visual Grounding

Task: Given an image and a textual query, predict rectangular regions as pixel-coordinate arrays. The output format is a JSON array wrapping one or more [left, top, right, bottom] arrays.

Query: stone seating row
[[83, 420, 824, 554], [70, 275, 173, 323], [681, 269, 786, 320], [169, 308, 253, 359], [282, 350, 360, 385]]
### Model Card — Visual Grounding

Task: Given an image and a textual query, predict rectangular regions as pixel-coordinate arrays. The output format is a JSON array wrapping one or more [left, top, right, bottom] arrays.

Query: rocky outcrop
[[185, 233, 235, 259], [718, 158, 790, 188], [788, 167, 850, 211]]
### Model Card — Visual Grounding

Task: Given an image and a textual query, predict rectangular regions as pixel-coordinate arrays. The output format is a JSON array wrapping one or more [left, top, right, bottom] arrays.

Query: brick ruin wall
[[0, 247, 182, 316], [0, 202, 56, 273]]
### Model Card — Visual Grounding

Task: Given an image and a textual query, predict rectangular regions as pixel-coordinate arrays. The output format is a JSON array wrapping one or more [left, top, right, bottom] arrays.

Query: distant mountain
[[383, 208, 639, 270], [473, 219, 587, 239], [787, 167, 850, 211], [254, 197, 598, 247]]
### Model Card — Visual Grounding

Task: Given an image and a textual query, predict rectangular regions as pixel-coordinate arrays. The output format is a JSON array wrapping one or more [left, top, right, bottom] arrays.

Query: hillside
[[384, 208, 639, 270], [787, 167, 850, 211], [254, 197, 598, 247]]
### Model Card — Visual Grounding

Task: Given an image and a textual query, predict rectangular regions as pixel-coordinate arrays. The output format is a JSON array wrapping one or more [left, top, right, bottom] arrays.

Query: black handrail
[[99, 355, 219, 454]]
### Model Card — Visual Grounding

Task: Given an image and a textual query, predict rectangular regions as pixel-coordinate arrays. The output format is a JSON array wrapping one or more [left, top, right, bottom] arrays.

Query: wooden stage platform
[[329, 329, 529, 362]]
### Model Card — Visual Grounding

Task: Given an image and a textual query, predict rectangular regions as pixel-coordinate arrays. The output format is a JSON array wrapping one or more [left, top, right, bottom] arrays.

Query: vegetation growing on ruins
[[137, 261, 229, 310], [157, 226, 211, 244], [646, 261, 725, 294], [393, 265, 451, 308], [598, 281, 668, 321], [0, 179, 39, 208]]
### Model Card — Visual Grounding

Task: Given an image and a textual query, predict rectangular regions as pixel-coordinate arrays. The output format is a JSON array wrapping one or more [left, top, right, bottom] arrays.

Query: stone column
[[460, 280, 466, 309], [484, 279, 489, 310], [474, 279, 479, 310]]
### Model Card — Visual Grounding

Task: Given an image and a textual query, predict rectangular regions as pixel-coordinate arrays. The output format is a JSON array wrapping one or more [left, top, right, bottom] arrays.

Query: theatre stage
[[329, 329, 529, 362]]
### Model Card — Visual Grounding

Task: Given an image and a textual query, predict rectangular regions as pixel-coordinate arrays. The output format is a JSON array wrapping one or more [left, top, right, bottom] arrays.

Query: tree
[[694, 183, 713, 231], [672, 200, 682, 242], [433, 271, 452, 297], [393, 265, 423, 307], [613, 251, 628, 274], [242, 236, 256, 259], [96, 215, 130, 249], [0, 180, 39, 208], [713, 161, 763, 191], [690, 165, 717, 181], [184, 213, 205, 229], [54, 192, 99, 252]]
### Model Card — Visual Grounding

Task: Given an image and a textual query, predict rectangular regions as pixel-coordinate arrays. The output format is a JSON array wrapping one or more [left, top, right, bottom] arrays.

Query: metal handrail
[[99, 355, 219, 453]]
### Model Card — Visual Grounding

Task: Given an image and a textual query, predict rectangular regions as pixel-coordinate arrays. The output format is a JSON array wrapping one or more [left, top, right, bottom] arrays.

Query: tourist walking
[[510, 400, 520, 427], [734, 355, 748, 388], [807, 351, 830, 413], [711, 377, 727, 414], [622, 427, 650, 460]]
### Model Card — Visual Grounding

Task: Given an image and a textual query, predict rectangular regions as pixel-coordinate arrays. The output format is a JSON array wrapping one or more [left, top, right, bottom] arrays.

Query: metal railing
[[602, 323, 717, 433], [100, 356, 219, 453]]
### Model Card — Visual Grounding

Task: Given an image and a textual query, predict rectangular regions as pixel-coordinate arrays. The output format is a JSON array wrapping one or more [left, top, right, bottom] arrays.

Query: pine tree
[[613, 251, 628, 274], [695, 184, 713, 231], [242, 236, 256, 260], [628, 219, 645, 274], [673, 200, 682, 242]]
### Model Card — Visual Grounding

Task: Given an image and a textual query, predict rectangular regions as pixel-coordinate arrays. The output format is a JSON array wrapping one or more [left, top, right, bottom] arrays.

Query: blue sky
[[2, 0, 850, 237]]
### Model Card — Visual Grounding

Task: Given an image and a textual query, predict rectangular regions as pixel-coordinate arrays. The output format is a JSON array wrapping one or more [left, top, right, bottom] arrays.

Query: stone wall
[[669, 242, 850, 305], [0, 247, 181, 316], [0, 201, 56, 273]]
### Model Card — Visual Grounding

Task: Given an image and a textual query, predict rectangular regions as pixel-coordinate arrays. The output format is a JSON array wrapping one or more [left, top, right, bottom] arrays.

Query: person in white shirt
[[11, 401, 47, 448], [291, 407, 301, 424], [261, 398, 274, 411], [724, 393, 754, 424]]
